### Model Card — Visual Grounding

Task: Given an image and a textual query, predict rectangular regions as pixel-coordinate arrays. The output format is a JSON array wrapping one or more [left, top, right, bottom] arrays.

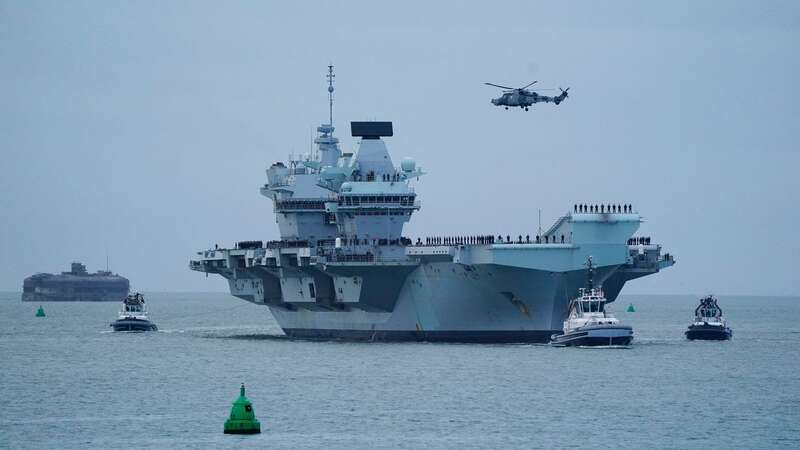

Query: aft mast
[[327, 64, 334, 127], [315, 64, 341, 167]]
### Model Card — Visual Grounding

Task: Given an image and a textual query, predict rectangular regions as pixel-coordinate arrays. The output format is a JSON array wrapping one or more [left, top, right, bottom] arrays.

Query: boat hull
[[111, 318, 157, 332], [550, 325, 633, 347], [685, 324, 732, 340]]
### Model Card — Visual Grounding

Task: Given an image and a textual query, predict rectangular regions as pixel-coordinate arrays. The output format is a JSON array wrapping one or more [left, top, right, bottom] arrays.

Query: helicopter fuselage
[[491, 90, 566, 109]]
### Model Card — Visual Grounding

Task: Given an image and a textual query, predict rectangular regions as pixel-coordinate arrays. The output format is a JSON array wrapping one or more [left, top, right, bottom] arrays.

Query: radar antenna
[[326, 64, 335, 126]]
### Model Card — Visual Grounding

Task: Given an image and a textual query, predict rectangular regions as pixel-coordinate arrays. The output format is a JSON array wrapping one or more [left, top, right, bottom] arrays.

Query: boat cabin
[[564, 286, 619, 328], [571, 288, 607, 315], [694, 295, 724, 324], [576, 294, 606, 314], [120, 293, 147, 318]]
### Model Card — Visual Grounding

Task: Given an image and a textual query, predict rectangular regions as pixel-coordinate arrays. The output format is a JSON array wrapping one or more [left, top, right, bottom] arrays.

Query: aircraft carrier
[[22, 262, 130, 302], [189, 66, 675, 342]]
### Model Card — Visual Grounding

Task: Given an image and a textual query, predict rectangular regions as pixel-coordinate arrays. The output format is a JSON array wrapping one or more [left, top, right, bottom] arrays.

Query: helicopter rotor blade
[[484, 82, 516, 90], [520, 80, 538, 90]]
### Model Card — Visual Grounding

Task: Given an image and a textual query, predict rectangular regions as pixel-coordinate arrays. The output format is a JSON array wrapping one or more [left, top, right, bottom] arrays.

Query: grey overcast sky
[[1, 0, 798, 295]]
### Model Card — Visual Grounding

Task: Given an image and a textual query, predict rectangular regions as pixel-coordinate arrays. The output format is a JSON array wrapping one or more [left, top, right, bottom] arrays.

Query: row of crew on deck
[[351, 170, 404, 182], [231, 239, 312, 250], [327, 237, 412, 247], [422, 235, 496, 246], [420, 234, 567, 246], [233, 234, 656, 253], [574, 204, 633, 214]]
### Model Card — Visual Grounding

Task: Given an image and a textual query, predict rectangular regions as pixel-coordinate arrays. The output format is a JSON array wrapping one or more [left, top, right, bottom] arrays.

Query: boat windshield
[[699, 308, 717, 318], [124, 303, 143, 313], [578, 299, 605, 313], [122, 293, 146, 314]]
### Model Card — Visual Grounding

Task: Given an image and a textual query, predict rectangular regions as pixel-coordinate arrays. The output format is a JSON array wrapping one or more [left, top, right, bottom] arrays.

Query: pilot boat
[[685, 295, 732, 340], [111, 292, 157, 332], [550, 257, 633, 347]]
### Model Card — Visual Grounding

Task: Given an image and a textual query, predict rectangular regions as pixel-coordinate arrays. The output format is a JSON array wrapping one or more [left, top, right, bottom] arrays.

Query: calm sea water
[[1, 292, 798, 449]]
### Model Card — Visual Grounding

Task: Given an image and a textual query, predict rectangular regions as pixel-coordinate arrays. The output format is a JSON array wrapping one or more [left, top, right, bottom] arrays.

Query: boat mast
[[586, 256, 594, 290], [326, 64, 335, 127]]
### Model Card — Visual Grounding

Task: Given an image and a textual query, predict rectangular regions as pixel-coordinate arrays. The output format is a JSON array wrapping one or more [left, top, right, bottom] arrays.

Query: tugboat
[[111, 292, 157, 332], [550, 257, 633, 347], [685, 295, 732, 340]]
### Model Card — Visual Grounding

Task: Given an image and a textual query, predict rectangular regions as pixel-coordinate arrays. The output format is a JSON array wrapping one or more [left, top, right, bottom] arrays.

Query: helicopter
[[485, 81, 569, 111]]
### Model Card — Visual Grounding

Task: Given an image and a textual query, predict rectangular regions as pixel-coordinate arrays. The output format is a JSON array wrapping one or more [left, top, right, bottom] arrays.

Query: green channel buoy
[[35, 306, 46, 317], [224, 384, 261, 435], [627, 303, 636, 313]]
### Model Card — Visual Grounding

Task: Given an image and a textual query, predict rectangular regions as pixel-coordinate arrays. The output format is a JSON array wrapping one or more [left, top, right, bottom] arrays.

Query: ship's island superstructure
[[190, 66, 675, 342], [22, 262, 130, 302]]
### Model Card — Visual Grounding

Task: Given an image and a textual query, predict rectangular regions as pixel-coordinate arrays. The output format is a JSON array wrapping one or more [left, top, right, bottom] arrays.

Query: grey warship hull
[[190, 66, 675, 343], [194, 240, 672, 343]]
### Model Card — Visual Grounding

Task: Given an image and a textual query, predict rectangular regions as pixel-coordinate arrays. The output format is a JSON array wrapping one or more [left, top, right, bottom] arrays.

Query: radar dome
[[401, 157, 416, 172], [340, 182, 353, 192]]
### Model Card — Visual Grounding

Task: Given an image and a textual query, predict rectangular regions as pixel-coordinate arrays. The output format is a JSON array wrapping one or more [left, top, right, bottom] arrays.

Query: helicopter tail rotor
[[554, 87, 570, 105]]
